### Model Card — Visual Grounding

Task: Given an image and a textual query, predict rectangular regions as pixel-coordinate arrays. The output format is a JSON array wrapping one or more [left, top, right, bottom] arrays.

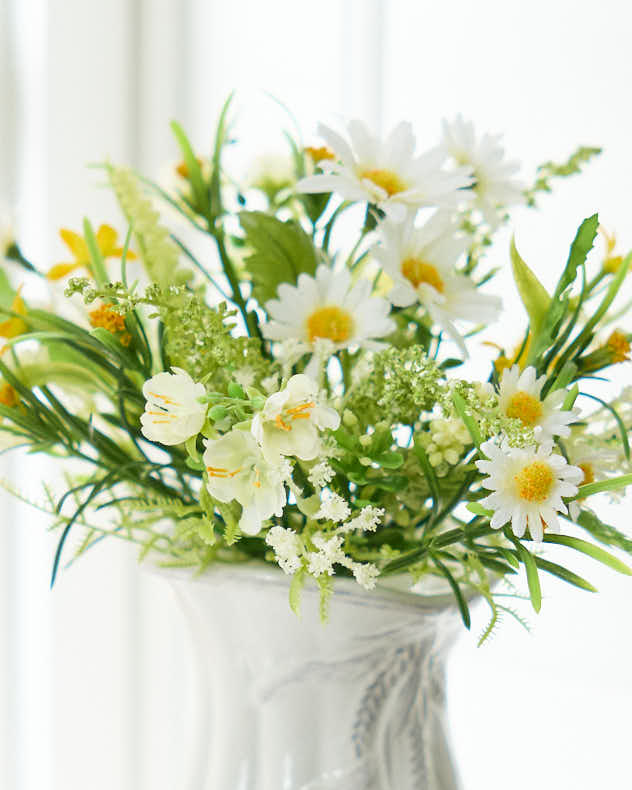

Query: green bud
[[209, 405, 228, 421], [228, 382, 245, 399]]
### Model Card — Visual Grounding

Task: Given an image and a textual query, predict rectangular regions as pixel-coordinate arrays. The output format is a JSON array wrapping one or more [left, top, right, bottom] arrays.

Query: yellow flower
[[0, 287, 28, 340], [0, 382, 18, 408], [606, 329, 630, 363], [89, 303, 132, 347], [599, 226, 628, 275], [47, 224, 136, 281]]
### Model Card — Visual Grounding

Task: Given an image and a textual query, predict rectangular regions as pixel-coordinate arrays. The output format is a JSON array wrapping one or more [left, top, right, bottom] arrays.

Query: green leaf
[[574, 472, 632, 500], [414, 443, 440, 515], [375, 451, 403, 469], [576, 509, 632, 554], [239, 210, 319, 304], [431, 553, 471, 628], [534, 556, 597, 592], [553, 214, 599, 301], [543, 533, 632, 575], [82, 218, 108, 285], [170, 120, 209, 217], [289, 567, 307, 616], [452, 391, 482, 449], [510, 236, 551, 338], [466, 502, 494, 518], [510, 536, 542, 612]]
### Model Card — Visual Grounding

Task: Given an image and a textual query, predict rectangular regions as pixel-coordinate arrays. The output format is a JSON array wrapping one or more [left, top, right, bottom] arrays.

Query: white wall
[[1, 1, 631, 788]]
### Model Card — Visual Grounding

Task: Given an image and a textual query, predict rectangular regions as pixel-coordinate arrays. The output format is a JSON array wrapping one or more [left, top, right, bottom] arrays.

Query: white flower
[[296, 121, 473, 221], [340, 505, 385, 533], [476, 439, 583, 542], [140, 367, 207, 446], [265, 526, 303, 574], [375, 213, 501, 353], [251, 374, 340, 463], [262, 263, 395, 355], [307, 533, 346, 576], [498, 365, 578, 441], [203, 429, 286, 536], [440, 115, 524, 227], [352, 562, 380, 590], [308, 460, 335, 489], [316, 492, 351, 523]]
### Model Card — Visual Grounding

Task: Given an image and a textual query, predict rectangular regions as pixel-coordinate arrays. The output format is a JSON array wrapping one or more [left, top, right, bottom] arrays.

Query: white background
[[1, 1, 632, 788]]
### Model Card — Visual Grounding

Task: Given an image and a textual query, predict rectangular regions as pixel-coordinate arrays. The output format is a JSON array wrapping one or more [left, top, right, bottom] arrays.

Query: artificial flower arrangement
[[2, 96, 632, 639]]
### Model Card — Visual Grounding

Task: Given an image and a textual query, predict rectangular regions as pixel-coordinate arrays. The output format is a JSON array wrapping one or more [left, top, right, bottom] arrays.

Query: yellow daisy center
[[359, 168, 407, 196], [578, 462, 595, 485], [306, 306, 354, 344], [514, 461, 555, 503], [505, 391, 543, 427], [305, 145, 335, 163], [401, 258, 445, 292]]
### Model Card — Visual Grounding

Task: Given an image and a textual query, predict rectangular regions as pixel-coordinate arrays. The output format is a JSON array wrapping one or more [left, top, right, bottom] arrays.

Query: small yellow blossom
[[600, 226, 628, 275], [0, 287, 28, 339], [606, 329, 631, 363], [0, 382, 18, 407], [89, 303, 132, 347], [47, 224, 136, 281]]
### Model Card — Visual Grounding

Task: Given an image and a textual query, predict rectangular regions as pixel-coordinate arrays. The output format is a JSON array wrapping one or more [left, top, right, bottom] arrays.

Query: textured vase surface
[[167, 565, 463, 790]]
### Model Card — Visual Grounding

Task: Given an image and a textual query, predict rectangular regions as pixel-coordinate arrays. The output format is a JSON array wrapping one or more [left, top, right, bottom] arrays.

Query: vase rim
[[146, 560, 458, 612]]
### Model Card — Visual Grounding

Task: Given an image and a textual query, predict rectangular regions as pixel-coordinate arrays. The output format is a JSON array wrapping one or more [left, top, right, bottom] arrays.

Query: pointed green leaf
[[534, 556, 597, 592], [543, 534, 632, 575], [239, 210, 319, 304], [510, 236, 551, 338], [431, 553, 471, 628]]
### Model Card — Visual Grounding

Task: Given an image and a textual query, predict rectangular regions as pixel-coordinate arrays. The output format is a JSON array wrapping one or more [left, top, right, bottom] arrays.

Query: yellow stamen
[[206, 466, 241, 478], [578, 462, 595, 485], [514, 461, 555, 503], [359, 168, 407, 196], [306, 306, 354, 344], [401, 258, 445, 292], [606, 330, 630, 363], [305, 146, 335, 163], [505, 391, 543, 427], [147, 392, 181, 407], [275, 414, 292, 432]]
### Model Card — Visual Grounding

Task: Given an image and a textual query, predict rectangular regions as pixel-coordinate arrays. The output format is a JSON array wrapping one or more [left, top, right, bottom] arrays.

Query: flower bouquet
[[2, 97, 632, 786]]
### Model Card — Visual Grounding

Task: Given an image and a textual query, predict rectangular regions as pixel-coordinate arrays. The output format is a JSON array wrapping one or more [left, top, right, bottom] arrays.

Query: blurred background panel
[[1, 1, 631, 788]]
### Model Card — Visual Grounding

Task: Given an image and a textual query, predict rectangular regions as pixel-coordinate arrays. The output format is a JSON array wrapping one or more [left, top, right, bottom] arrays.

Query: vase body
[[166, 565, 463, 790]]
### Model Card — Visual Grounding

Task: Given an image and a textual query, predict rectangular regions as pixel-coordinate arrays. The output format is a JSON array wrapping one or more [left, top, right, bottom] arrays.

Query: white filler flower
[[140, 367, 207, 446], [296, 120, 473, 221], [440, 115, 524, 227], [262, 263, 394, 353], [252, 374, 340, 462], [203, 429, 286, 536], [498, 365, 578, 441], [376, 213, 501, 353], [476, 440, 583, 542]]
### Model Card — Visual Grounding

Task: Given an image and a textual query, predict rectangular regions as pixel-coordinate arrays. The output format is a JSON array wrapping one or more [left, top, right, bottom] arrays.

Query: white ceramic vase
[[167, 564, 464, 790]]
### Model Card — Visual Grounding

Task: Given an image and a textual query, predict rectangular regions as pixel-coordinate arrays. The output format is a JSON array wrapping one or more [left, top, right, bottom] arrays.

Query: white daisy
[[251, 373, 340, 463], [203, 429, 286, 536], [375, 213, 501, 354], [296, 120, 473, 221], [262, 263, 395, 354], [498, 365, 578, 441], [440, 115, 525, 227], [140, 367, 207, 446], [476, 439, 583, 542]]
